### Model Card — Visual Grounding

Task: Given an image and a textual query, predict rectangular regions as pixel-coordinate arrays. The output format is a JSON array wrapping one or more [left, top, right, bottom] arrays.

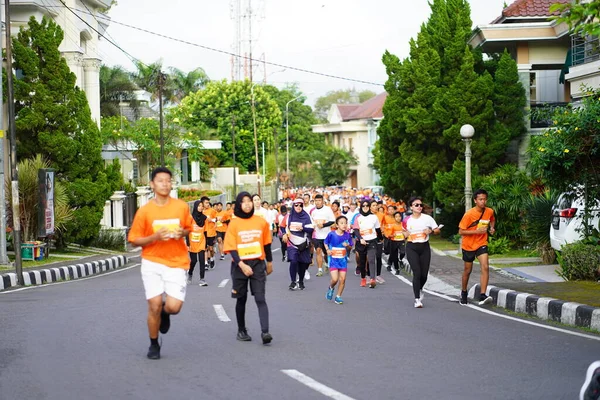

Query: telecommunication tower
[[230, 0, 266, 82]]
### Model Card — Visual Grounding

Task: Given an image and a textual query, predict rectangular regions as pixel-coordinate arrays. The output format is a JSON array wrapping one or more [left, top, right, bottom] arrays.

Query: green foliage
[[551, 0, 600, 37], [376, 0, 527, 201], [313, 89, 376, 122], [480, 164, 532, 246], [99, 65, 139, 117], [317, 146, 358, 186], [524, 190, 559, 264], [177, 188, 222, 202], [556, 243, 600, 281], [11, 17, 117, 245], [91, 229, 126, 252], [487, 236, 511, 256]]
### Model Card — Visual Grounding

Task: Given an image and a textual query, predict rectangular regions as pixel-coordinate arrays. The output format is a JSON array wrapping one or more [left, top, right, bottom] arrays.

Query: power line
[[64, 4, 384, 87]]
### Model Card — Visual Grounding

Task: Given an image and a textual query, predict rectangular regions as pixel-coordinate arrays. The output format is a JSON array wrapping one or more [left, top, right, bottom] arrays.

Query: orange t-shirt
[[381, 214, 396, 238], [203, 208, 217, 237], [188, 221, 206, 253], [224, 215, 272, 261], [128, 198, 193, 268], [459, 207, 495, 251], [216, 210, 230, 233], [390, 222, 406, 241]]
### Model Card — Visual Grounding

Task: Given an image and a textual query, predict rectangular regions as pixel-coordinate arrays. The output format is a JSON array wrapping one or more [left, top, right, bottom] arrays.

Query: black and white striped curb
[[0, 255, 128, 291], [469, 284, 600, 332]]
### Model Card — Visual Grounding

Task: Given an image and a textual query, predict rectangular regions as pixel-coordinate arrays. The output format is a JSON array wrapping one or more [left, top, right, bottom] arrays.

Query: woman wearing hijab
[[224, 192, 273, 344], [188, 200, 208, 286], [353, 199, 383, 288], [282, 198, 314, 290]]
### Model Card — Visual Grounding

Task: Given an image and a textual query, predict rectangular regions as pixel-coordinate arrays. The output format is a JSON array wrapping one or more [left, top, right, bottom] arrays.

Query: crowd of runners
[[128, 167, 497, 360]]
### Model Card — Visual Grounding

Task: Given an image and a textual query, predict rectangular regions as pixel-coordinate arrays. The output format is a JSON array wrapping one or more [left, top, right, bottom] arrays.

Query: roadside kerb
[[468, 284, 600, 333], [0, 255, 128, 291]]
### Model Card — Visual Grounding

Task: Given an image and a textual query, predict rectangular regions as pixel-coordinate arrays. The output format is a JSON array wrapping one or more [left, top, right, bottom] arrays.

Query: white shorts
[[140, 259, 187, 301]]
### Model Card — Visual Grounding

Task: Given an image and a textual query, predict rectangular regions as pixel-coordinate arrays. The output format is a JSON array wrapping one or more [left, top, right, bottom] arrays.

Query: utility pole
[[158, 71, 166, 167], [248, 0, 252, 83], [0, 0, 10, 265], [274, 127, 279, 199], [5, 0, 24, 284], [231, 114, 237, 199]]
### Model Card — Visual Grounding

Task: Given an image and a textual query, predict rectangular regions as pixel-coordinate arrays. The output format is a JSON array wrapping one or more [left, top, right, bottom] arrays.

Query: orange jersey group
[[216, 210, 230, 233], [203, 207, 217, 237], [224, 215, 272, 261], [128, 198, 193, 269], [459, 207, 495, 251], [390, 222, 406, 241], [188, 220, 206, 253], [381, 214, 396, 238]]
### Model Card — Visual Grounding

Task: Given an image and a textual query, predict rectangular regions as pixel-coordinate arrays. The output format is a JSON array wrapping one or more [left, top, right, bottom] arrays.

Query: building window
[[348, 138, 353, 154]]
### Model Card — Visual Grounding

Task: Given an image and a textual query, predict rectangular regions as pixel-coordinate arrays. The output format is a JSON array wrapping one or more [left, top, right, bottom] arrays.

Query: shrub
[[177, 188, 222, 202], [487, 236, 511, 255], [91, 228, 126, 252], [557, 243, 600, 281], [524, 190, 559, 264]]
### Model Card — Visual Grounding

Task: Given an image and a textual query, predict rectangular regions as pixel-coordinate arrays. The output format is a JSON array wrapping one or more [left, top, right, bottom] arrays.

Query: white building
[[312, 92, 387, 188]]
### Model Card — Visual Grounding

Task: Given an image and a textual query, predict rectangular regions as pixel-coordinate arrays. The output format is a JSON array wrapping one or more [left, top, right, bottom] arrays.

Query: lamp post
[[285, 94, 304, 178], [460, 124, 475, 212]]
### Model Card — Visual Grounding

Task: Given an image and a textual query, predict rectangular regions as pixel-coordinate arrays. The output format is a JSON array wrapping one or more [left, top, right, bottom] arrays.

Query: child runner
[[324, 216, 353, 304], [387, 211, 407, 275], [188, 200, 208, 286]]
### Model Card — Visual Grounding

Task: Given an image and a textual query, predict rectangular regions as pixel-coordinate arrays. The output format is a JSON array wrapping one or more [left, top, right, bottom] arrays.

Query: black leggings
[[376, 241, 383, 276], [289, 261, 309, 283], [388, 241, 406, 270], [235, 293, 269, 333], [358, 240, 377, 279], [279, 237, 287, 258], [406, 242, 431, 298], [189, 251, 206, 279]]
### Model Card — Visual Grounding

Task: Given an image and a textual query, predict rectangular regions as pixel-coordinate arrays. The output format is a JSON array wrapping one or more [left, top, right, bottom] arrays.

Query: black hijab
[[192, 200, 207, 226], [359, 200, 371, 217], [234, 191, 254, 219]]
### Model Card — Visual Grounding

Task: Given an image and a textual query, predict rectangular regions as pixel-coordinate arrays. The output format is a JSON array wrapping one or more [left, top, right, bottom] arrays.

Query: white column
[[83, 58, 102, 127], [110, 191, 127, 228], [62, 52, 84, 89], [191, 161, 200, 182], [170, 186, 178, 199], [135, 186, 151, 208], [102, 200, 112, 228]]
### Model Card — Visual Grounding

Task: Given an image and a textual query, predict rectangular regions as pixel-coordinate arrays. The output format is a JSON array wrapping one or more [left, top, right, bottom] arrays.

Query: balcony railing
[[572, 35, 600, 66], [530, 102, 570, 129]]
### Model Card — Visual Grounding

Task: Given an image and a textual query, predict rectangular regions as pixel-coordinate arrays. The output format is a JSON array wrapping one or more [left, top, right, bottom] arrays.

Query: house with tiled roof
[[312, 92, 387, 188], [469, 0, 575, 168]]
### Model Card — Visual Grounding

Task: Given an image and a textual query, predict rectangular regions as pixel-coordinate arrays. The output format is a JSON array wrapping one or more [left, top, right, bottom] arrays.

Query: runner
[[403, 197, 441, 308], [458, 189, 496, 306], [387, 211, 406, 275], [282, 198, 314, 290], [252, 194, 268, 220], [224, 191, 273, 344], [324, 215, 353, 304], [371, 201, 386, 284], [277, 205, 289, 262], [128, 167, 193, 360], [311, 194, 335, 277], [381, 204, 397, 272], [215, 202, 230, 261], [353, 200, 383, 288], [201, 196, 217, 269], [188, 200, 208, 286]]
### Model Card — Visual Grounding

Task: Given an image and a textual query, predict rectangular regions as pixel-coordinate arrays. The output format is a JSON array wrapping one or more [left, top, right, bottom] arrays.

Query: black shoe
[[147, 344, 160, 360], [460, 290, 468, 306], [159, 305, 170, 334], [386, 265, 392, 272], [298, 282, 305, 290], [237, 329, 252, 341], [210, 259, 215, 269], [581, 361, 600, 400], [261, 332, 273, 345], [220, 255, 225, 261], [478, 293, 493, 306], [394, 269, 400, 275], [289, 282, 297, 290], [282, 255, 286, 262]]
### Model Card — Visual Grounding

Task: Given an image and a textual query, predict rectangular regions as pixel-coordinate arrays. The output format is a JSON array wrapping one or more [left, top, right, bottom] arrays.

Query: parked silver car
[[550, 192, 600, 251]]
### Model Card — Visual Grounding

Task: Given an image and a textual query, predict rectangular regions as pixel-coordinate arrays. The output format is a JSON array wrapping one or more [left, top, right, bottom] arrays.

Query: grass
[[490, 249, 539, 259], [491, 262, 546, 268], [429, 236, 459, 251], [0, 248, 110, 271], [500, 280, 600, 308]]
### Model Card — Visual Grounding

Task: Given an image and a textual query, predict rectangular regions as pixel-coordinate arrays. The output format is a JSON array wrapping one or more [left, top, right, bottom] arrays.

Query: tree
[[169, 67, 210, 102], [376, 0, 526, 201], [313, 89, 377, 122], [11, 17, 120, 243], [99, 65, 139, 117], [551, 0, 600, 37], [317, 146, 357, 186]]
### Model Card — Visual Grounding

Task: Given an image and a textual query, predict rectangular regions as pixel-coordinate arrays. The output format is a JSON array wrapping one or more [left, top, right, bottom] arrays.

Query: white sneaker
[[419, 290, 425, 301], [376, 276, 385, 284], [414, 299, 423, 308], [304, 270, 311, 280], [198, 279, 208, 287]]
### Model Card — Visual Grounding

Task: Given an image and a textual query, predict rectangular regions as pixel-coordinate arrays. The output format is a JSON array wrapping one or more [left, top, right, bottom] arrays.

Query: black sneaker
[[159, 305, 170, 334], [298, 282, 305, 290], [354, 267, 360, 276], [261, 332, 273, 345], [394, 269, 400, 275], [237, 329, 252, 341], [210, 259, 215, 269], [220, 255, 225, 261], [282, 255, 286, 262], [581, 361, 600, 400], [386, 265, 392, 272], [460, 291, 468, 306], [288, 282, 297, 290], [147, 344, 160, 360], [478, 293, 493, 306]]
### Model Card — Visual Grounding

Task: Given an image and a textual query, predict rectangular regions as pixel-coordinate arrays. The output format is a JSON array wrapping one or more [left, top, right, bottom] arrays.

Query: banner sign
[[37, 169, 55, 237]]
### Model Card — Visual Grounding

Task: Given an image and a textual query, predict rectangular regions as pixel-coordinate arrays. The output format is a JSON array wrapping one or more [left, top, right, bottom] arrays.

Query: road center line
[[218, 279, 229, 288], [281, 370, 355, 400], [213, 304, 231, 322]]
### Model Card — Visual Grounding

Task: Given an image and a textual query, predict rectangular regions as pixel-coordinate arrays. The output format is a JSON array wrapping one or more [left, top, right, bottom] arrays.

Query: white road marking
[[218, 279, 229, 288], [273, 248, 281, 252], [213, 304, 231, 322], [0, 264, 140, 294], [391, 271, 600, 341], [281, 369, 355, 400]]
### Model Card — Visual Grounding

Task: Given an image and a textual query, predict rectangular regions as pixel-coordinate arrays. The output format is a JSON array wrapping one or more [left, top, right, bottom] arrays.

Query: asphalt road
[[1, 242, 599, 400]]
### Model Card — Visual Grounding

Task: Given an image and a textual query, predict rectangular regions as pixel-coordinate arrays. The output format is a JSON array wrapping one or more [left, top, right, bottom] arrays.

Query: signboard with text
[[37, 169, 55, 238]]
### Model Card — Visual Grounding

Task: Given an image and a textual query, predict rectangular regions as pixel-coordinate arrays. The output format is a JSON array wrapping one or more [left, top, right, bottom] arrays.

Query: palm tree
[[99, 65, 139, 117], [169, 67, 210, 102]]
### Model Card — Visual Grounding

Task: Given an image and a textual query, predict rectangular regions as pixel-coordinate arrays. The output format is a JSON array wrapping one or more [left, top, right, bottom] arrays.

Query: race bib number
[[360, 228, 374, 237], [289, 222, 303, 232], [152, 219, 180, 237], [191, 232, 202, 242], [409, 232, 427, 242], [237, 241, 262, 260], [393, 231, 405, 241], [330, 247, 347, 258], [216, 220, 223, 227], [477, 220, 490, 229]]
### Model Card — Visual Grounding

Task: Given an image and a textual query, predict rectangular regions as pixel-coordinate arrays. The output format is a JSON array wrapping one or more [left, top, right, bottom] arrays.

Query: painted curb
[[469, 284, 600, 333], [0, 255, 128, 291]]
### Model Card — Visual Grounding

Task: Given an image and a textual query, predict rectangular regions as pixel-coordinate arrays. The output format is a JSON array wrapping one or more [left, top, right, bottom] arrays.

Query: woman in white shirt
[[402, 197, 441, 308], [353, 200, 383, 289]]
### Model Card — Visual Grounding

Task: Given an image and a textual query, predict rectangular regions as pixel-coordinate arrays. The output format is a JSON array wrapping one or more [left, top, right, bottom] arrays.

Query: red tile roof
[[337, 104, 361, 120], [502, 0, 570, 18], [344, 92, 388, 121]]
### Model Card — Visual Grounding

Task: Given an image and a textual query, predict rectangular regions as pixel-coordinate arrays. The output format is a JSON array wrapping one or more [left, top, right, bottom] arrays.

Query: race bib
[[393, 231, 405, 241], [409, 232, 427, 242], [360, 228, 374, 236], [237, 241, 262, 260], [191, 232, 202, 242], [289, 222, 303, 232], [216, 221, 223, 227], [330, 247, 347, 258], [152, 219, 180, 237], [477, 220, 490, 229]]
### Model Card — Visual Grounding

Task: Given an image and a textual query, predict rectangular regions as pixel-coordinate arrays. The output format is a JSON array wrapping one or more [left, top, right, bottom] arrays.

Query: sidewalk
[[419, 248, 600, 333]]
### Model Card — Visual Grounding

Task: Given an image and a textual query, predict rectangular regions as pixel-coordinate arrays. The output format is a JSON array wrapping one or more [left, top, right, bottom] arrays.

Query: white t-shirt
[[353, 214, 380, 241], [310, 205, 335, 239], [304, 204, 315, 215], [404, 214, 438, 243]]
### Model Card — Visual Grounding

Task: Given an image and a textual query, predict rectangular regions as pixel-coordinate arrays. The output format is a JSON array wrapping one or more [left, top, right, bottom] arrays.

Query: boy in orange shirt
[[215, 202, 230, 261], [458, 189, 496, 306], [128, 167, 193, 360], [202, 196, 218, 269], [224, 191, 273, 345]]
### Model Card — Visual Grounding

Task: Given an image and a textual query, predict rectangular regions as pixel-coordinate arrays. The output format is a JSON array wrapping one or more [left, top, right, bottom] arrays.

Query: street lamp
[[460, 124, 475, 212], [285, 94, 305, 177]]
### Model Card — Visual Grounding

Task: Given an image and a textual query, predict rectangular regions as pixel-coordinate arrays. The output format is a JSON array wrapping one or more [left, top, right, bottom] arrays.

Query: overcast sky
[[99, 0, 509, 106]]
